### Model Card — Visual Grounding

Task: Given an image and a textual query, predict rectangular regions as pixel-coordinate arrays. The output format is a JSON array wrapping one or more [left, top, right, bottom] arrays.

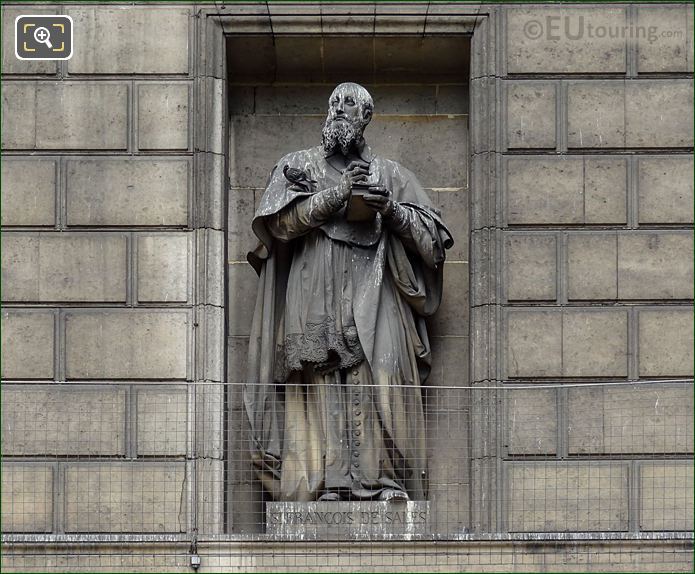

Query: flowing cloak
[[244, 143, 453, 499]]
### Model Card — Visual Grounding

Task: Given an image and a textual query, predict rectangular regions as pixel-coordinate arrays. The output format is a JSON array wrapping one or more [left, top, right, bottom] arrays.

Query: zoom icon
[[16, 15, 73, 60]]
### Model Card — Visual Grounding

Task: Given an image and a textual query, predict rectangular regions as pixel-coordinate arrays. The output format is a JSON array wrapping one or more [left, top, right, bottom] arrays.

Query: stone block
[[562, 310, 627, 377], [1, 7, 57, 75], [506, 7, 627, 74], [67, 8, 189, 74], [2, 386, 126, 456], [227, 337, 249, 408], [618, 233, 693, 300], [137, 233, 190, 303], [2, 233, 127, 302], [433, 189, 467, 262], [506, 462, 629, 532], [64, 463, 187, 532], [626, 81, 694, 148], [228, 263, 258, 337], [430, 263, 468, 336], [66, 159, 188, 226], [639, 309, 694, 377], [506, 311, 562, 378], [138, 83, 189, 151], [505, 234, 556, 301], [584, 157, 627, 224], [568, 234, 617, 300], [507, 158, 583, 224], [197, 458, 225, 535], [640, 463, 693, 531], [65, 311, 189, 380], [228, 188, 257, 262], [1, 159, 56, 226], [638, 156, 694, 224], [136, 387, 188, 456], [1, 464, 53, 533], [506, 388, 557, 455], [637, 6, 689, 73], [568, 83, 625, 148], [196, 228, 225, 307], [1, 310, 54, 380], [506, 82, 556, 149], [568, 385, 693, 454], [428, 336, 469, 389], [2, 82, 128, 150]]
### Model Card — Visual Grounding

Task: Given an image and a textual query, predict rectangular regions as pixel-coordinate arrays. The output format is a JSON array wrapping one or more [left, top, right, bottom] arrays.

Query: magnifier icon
[[33, 26, 53, 49]]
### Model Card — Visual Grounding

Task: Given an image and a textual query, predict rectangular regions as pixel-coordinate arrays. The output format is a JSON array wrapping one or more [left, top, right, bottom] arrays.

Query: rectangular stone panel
[[64, 463, 186, 532], [568, 83, 625, 148], [2, 82, 128, 150], [618, 233, 693, 300], [506, 158, 583, 224], [506, 462, 629, 532], [562, 310, 628, 377], [506, 388, 557, 455], [137, 233, 190, 303], [504, 233, 556, 301], [2, 233, 127, 302], [67, 8, 189, 74], [65, 311, 189, 380], [638, 156, 694, 224], [138, 83, 190, 151], [506, 7, 627, 74], [66, 159, 188, 226], [505, 310, 562, 378], [1, 310, 54, 380], [136, 387, 188, 456], [1, 464, 53, 533], [1, 7, 58, 75], [506, 82, 556, 149], [637, 6, 689, 73], [568, 385, 693, 454], [639, 309, 694, 377], [640, 462, 693, 531], [568, 234, 617, 301], [1, 159, 56, 226], [2, 386, 126, 456], [584, 157, 627, 224]]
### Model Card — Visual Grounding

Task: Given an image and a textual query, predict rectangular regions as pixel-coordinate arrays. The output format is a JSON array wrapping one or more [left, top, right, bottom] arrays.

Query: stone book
[[346, 184, 376, 222]]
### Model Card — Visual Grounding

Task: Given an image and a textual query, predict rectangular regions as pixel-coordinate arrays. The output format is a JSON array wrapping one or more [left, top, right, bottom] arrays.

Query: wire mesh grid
[[1, 379, 693, 572]]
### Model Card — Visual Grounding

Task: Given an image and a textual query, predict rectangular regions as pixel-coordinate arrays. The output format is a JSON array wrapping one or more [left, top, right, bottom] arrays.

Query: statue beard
[[321, 117, 365, 156]]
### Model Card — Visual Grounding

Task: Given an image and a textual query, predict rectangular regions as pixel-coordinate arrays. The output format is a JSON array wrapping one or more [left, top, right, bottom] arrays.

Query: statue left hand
[[363, 186, 393, 215]]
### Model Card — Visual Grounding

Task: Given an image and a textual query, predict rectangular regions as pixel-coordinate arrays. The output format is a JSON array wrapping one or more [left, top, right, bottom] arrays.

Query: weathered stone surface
[[506, 7, 627, 74], [1, 7, 57, 75], [1, 464, 53, 533], [505, 234, 556, 301], [136, 388, 188, 456], [638, 156, 694, 224], [507, 158, 583, 224], [568, 385, 694, 454], [562, 310, 628, 377], [227, 188, 257, 262], [138, 83, 190, 150], [432, 189, 468, 262], [66, 159, 188, 226], [568, 83, 624, 148], [227, 263, 258, 337], [640, 462, 694, 531], [625, 81, 694, 148], [137, 233, 190, 303], [636, 6, 689, 73], [639, 309, 694, 377], [2, 82, 128, 150], [584, 157, 627, 224], [431, 263, 468, 336], [64, 463, 186, 532], [568, 234, 617, 300], [506, 82, 556, 149], [618, 233, 693, 300], [2, 233, 127, 302], [65, 311, 189, 380], [266, 501, 431, 540], [506, 462, 629, 532], [506, 388, 557, 455], [1, 310, 54, 380], [67, 8, 189, 74], [506, 310, 562, 378], [2, 387, 126, 456], [1, 159, 55, 226]]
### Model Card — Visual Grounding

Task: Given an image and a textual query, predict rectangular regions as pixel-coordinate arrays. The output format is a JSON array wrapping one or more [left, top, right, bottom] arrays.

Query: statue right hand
[[337, 161, 370, 200]]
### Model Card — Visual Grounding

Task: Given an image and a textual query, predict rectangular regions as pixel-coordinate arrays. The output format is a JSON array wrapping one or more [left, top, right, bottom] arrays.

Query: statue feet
[[378, 489, 409, 503], [318, 491, 342, 501]]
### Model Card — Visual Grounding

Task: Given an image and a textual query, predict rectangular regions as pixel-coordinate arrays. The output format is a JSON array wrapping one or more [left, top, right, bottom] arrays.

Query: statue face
[[322, 83, 373, 155], [328, 86, 362, 124]]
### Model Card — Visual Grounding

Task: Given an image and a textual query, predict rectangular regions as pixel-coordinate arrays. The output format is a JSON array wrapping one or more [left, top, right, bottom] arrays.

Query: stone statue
[[244, 82, 453, 503]]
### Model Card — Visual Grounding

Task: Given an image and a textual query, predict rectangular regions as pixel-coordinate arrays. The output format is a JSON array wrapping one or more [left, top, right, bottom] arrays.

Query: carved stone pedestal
[[266, 501, 431, 540]]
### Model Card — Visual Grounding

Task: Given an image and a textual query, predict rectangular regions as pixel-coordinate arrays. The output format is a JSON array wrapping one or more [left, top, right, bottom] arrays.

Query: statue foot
[[379, 489, 409, 502], [318, 491, 342, 501]]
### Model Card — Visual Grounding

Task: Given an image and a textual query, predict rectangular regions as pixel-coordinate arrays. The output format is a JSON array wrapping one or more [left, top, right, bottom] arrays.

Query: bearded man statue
[[244, 82, 454, 503]]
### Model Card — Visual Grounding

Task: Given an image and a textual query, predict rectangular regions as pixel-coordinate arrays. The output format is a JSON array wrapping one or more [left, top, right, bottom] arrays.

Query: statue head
[[322, 82, 373, 156]]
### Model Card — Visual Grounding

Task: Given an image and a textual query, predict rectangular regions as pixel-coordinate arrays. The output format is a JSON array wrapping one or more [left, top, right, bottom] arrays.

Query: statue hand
[[363, 186, 393, 215], [338, 160, 370, 201]]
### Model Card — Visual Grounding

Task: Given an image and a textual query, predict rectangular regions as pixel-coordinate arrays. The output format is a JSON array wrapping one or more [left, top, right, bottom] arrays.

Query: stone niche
[[226, 33, 471, 538]]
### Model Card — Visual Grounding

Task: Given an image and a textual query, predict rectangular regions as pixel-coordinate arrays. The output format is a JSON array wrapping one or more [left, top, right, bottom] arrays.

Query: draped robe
[[244, 142, 453, 501]]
